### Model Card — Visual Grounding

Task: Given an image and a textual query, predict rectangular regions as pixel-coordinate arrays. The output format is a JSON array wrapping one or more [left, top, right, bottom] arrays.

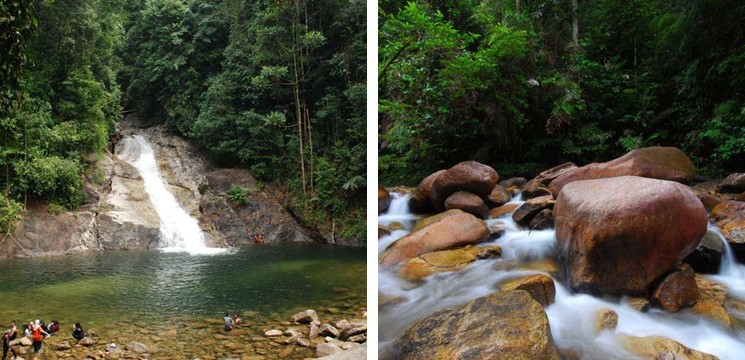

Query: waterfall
[[708, 223, 745, 299], [118, 135, 226, 255]]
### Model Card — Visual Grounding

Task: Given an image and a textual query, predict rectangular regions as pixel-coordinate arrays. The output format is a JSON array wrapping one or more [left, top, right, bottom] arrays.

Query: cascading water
[[378, 191, 745, 359], [119, 135, 226, 255]]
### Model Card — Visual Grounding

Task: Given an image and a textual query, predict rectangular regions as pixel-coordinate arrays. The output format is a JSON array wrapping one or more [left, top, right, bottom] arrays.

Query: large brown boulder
[[710, 201, 745, 261], [512, 195, 555, 227], [379, 186, 391, 213], [650, 263, 699, 312], [444, 191, 488, 218], [554, 176, 707, 295], [718, 173, 745, 193], [399, 245, 501, 281], [486, 185, 512, 207], [380, 210, 489, 265], [430, 161, 499, 211], [392, 290, 560, 360], [549, 147, 696, 196], [408, 170, 445, 214]]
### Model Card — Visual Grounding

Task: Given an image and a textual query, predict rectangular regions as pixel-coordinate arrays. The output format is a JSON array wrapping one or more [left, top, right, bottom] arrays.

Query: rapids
[[378, 192, 745, 359]]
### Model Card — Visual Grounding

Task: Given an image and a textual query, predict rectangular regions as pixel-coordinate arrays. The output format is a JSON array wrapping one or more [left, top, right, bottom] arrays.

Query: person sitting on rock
[[2, 330, 17, 360], [47, 320, 60, 334], [233, 313, 242, 327], [72, 323, 84, 343], [223, 312, 234, 331]]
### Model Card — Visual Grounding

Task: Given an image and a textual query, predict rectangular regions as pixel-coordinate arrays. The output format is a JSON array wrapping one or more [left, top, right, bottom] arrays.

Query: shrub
[[227, 185, 249, 206]]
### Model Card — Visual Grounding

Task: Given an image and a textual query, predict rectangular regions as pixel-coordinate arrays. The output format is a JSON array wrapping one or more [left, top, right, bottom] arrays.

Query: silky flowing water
[[379, 192, 745, 359]]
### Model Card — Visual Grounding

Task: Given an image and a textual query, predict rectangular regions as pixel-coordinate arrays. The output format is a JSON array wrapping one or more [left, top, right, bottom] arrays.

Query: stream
[[379, 192, 745, 359]]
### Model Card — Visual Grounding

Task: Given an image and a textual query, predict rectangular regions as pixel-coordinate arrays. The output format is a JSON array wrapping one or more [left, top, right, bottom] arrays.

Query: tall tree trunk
[[293, 1, 306, 194], [572, 0, 579, 48], [516, 0, 520, 13], [305, 107, 315, 194]]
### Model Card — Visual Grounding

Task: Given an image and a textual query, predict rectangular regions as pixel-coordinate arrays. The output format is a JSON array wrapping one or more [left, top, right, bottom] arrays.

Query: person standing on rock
[[223, 312, 234, 331], [2, 330, 17, 360], [29, 320, 48, 354], [8, 322, 16, 341], [71, 323, 84, 343]]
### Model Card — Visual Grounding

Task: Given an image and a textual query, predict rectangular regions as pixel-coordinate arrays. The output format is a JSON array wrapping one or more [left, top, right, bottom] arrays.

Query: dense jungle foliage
[[1, 0, 366, 242], [379, 0, 745, 185]]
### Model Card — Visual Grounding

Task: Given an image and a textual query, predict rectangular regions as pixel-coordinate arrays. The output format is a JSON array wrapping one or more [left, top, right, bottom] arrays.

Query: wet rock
[[532, 162, 578, 185], [264, 329, 283, 337], [499, 177, 527, 189], [698, 194, 723, 211], [616, 335, 718, 360], [339, 321, 366, 339], [692, 300, 731, 328], [718, 173, 745, 193], [289, 310, 318, 323], [548, 147, 696, 196], [515, 259, 560, 277], [512, 195, 554, 227], [444, 191, 488, 219], [379, 293, 407, 310], [684, 231, 724, 274], [486, 185, 512, 208], [316, 343, 343, 357], [380, 210, 489, 265], [487, 221, 509, 240], [500, 274, 556, 307], [489, 203, 519, 219], [392, 290, 560, 360], [399, 245, 501, 281], [555, 176, 706, 296], [651, 263, 699, 312], [710, 201, 745, 261], [430, 161, 499, 211], [413, 209, 460, 231], [529, 209, 554, 230], [594, 308, 618, 333], [521, 179, 553, 200], [318, 324, 340, 338], [408, 170, 445, 214], [379, 186, 391, 213], [378, 225, 391, 239], [79, 337, 98, 346], [126, 341, 150, 354]]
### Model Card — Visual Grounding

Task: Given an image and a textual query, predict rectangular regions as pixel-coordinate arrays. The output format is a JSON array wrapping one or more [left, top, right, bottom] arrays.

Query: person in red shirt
[[29, 320, 48, 354]]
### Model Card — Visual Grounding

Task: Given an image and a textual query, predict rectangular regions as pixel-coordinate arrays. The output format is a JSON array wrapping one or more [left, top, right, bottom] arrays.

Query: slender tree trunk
[[306, 107, 314, 194], [292, 1, 306, 194], [516, 0, 520, 13], [572, 0, 579, 48]]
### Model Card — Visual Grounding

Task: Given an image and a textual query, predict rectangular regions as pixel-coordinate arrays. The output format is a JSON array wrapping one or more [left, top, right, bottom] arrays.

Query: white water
[[119, 135, 227, 255], [379, 191, 745, 359]]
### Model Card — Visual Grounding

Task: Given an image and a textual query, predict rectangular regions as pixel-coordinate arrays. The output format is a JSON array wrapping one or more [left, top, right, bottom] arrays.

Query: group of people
[[223, 312, 243, 331], [2, 319, 86, 358]]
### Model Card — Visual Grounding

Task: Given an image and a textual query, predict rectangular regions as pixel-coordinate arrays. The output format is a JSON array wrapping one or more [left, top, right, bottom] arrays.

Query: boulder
[[264, 329, 283, 337], [521, 179, 553, 200], [499, 177, 527, 189], [549, 147, 696, 196], [489, 203, 519, 219], [710, 201, 745, 261], [55, 341, 72, 351], [512, 195, 555, 227], [616, 335, 718, 360], [554, 176, 707, 295], [399, 245, 501, 281], [392, 290, 560, 360], [532, 162, 578, 185], [486, 185, 512, 208], [413, 209, 460, 231], [339, 321, 366, 339], [718, 173, 745, 193], [318, 324, 340, 338], [126, 341, 151, 354], [500, 274, 556, 307], [444, 191, 488, 218], [379, 186, 392, 213], [289, 309, 318, 323], [378, 225, 391, 239], [430, 161, 499, 211], [78, 337, 97, 346], [488, 221, 509, 240], [380, 210, 489, 265], [698, 194, 723, 211], [408, 170, 445, 214], [650, 263, 699, 312], [684, 231, 724, 274], [529, 209, 554, 230]]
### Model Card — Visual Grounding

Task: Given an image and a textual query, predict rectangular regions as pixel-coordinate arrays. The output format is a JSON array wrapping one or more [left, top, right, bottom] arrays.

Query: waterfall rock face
[[548, 147, 696, 196], [2, 125, 315, 258], [392, 290, 560, 360], [554, 176, 707, 296]]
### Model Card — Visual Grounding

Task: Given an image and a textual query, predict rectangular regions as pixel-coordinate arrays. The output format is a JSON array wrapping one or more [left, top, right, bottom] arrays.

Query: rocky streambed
[[379, 147, 745, 360]]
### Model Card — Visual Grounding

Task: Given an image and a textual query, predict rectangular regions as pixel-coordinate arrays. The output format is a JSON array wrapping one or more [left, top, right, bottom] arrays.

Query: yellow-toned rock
[[500, 274, 556, 307], [616, 334, 719, 360], [489, 203, 519, 219], [399, 246, 501, 281], [594, 308, 618, 334]]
